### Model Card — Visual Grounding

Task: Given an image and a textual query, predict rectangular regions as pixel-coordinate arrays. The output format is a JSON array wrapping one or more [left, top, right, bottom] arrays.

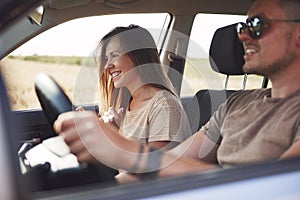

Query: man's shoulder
[[229, 88, 271, 101]]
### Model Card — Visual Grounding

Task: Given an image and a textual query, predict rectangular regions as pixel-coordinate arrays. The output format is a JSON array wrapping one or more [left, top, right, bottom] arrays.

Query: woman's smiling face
[[104, 36, 139, 89]]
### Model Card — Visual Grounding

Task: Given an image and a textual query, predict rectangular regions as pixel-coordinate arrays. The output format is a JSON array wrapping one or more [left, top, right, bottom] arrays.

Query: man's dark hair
[[252, 0, 300, 19], [279, 0, 300, 19]]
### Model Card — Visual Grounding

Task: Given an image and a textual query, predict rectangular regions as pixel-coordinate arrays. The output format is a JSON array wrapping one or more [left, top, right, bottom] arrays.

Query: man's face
[[238, 0, 296, 78]]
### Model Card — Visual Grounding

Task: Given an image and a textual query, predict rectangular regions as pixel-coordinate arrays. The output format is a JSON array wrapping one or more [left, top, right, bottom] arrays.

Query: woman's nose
[[104, 61, 113, 70]]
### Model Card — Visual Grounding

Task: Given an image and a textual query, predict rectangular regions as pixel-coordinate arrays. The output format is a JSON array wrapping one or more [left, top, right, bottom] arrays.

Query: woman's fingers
[[107, 107, 124, 127], [75, 106, 85, 112], [117, 107, 124, 117], [108, 107, 118, 120]]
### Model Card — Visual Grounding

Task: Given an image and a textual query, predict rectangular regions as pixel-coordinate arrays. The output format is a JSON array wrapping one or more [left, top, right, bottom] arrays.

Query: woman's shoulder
[[150, 89, 182, 108]]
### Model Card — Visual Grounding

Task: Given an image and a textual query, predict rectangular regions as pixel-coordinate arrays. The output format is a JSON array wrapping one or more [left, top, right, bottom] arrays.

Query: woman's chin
[[113, 81, 123, 88]]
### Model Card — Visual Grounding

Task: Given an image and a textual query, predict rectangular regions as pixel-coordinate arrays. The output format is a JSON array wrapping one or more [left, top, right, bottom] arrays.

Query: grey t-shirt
[[201, 88, 300, 167]]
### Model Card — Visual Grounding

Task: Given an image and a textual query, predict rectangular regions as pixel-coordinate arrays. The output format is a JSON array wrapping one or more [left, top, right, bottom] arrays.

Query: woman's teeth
[[111, 71, 121, 78]]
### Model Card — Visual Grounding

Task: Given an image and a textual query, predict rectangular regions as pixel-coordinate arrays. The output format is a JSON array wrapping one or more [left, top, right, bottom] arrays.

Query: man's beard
[[244, 33, 295, 77]]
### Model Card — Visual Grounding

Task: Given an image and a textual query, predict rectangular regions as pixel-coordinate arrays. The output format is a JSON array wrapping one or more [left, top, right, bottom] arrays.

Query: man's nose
[[238, 26, 252, 42]]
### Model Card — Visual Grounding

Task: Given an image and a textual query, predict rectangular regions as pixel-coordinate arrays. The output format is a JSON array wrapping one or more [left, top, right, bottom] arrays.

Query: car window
[[181, 14, 265, 97], [1, 13, 171, 111]]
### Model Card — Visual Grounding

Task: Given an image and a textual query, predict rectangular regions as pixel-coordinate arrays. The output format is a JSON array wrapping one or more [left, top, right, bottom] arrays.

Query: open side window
[[181, 13, 267, 99], [2, 13, 171, 111]]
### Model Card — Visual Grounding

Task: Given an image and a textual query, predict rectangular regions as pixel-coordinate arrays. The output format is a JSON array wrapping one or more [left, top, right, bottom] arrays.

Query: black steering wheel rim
[[34, 73, 73, 127]]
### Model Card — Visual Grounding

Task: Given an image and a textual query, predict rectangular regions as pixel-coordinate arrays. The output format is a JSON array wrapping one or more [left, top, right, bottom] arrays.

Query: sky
[[11, 13, 246, 58]]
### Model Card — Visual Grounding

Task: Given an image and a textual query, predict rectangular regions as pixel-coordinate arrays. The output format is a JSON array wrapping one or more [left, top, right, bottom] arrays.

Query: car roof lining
[[46, 0, 252, 16]]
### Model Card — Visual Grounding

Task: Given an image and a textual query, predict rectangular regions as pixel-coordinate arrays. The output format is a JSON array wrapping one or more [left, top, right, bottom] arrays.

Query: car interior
[[185, 23, 245, 133], [1, 0, 300, 199]]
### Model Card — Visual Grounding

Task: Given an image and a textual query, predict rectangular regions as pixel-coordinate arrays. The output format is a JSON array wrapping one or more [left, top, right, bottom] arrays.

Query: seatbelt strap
[[167, 38, 186, 94]]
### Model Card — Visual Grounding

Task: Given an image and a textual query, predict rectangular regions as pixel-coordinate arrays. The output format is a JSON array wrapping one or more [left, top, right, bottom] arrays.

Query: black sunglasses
[[237, 16, 300, 40]]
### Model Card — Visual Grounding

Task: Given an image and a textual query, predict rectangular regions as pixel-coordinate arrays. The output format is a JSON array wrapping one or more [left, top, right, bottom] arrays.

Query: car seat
[[186, 23, 245, 134]]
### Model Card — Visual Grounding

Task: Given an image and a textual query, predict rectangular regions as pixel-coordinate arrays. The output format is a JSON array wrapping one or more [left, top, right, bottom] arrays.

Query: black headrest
[[209, 23, 245, 75]]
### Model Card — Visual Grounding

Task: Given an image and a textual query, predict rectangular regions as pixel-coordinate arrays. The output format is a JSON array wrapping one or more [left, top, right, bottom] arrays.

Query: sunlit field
[[0, 57, 81, 110], [181, 58, 265, 96], [0, 56, 265, 111]]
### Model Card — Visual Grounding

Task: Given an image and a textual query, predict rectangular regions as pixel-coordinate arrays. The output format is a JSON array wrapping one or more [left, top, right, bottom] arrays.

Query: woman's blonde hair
[[95, 24, 177, 114]]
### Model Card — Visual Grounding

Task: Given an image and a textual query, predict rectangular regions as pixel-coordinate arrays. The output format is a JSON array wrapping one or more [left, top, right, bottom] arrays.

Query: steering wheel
[[32, 73, 117, 191], [34, 73, 73, 128]]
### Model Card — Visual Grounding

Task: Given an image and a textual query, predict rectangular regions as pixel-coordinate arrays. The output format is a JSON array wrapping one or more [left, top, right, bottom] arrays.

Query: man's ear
[[296, 24, 300, 47]]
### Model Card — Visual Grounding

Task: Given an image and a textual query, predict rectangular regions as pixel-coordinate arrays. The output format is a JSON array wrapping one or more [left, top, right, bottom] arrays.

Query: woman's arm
[[146, 92, 192, 149]]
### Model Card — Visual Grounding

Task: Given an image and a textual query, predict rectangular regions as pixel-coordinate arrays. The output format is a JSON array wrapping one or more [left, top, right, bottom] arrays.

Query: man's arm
[[280, 126, 300, 160], [280, 140, 300, 160], [169, 131, 219, 164], [116, 131, 220, 185], [134, 133, 219, 179], [54, 111, 220, 181], [116, 132, 219, 184]]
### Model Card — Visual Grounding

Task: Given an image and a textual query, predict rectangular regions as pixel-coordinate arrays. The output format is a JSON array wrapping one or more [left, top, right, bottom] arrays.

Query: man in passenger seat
[[53, 0, 300, 183]]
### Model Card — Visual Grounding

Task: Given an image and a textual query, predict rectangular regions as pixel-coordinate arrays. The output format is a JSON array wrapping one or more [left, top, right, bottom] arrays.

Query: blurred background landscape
[[1, 55, 264, 111]]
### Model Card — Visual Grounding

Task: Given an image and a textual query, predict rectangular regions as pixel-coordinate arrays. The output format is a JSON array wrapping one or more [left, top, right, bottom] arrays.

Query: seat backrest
[[186, 23, 245, 133], [187, 89, 237, 133], [209, 23, 245, 76]]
